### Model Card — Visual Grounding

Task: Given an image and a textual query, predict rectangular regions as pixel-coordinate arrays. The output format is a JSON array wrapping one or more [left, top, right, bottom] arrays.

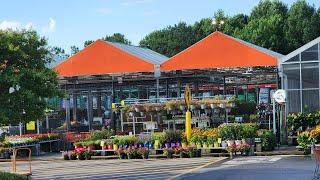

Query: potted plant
[[117, 148, 127, 159], [163, 148, 174, 158], [84, 151, 93, 160], [297, 131, 313, 155], [181, 137, 187, 148], [62, 151, 69, 160], [138, 148, 149, 159], [126, 147, 139, 159], [105, 139, 113, 150], [70, 152, 77, 160], [188, 146, 196, 158], [112, 138, 119, 151], [240, 143, 251, 156], [190, 136, 198, 146], [226, 144, 237, 158], [77, 151, 86, 160], [207, 137, 214, 148]]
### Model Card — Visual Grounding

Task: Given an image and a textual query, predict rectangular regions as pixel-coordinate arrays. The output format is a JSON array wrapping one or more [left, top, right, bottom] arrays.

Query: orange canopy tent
[[55, 40, 167, 77], [161, 32, 282, 71]]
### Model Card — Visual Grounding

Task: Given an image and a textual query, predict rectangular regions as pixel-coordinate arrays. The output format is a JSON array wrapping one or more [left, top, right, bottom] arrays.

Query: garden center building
[[280, 37, 320, 113], [51, 31, 285, 132]]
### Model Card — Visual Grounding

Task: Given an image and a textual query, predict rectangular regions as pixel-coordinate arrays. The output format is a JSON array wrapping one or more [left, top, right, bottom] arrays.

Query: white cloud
[[48, 18, 56, 31], [42, 18, 56, 33], [0, 20, 34, 30], [25, 22, 33, 30], [121, 0, 153, 6], [97, 8, 112, 15], [0, 21, 21, 30]]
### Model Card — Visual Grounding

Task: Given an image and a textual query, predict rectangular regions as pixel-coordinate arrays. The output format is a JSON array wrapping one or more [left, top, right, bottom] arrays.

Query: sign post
[[184, 84, 192, 142], [272, 89, 287, 144]]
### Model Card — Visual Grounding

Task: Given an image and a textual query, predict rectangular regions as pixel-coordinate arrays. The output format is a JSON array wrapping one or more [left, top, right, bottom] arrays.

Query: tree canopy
[[83, 33, 131, 48], [139, 0, 320, 56], [139, 22, 196, 57], [0, 30, 61, 125]]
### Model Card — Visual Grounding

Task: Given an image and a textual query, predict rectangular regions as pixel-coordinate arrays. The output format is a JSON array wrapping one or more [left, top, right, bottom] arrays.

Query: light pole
[[9, 85, 24, 136], [45, 108, 54, 133], [212, 19, 225, 31]]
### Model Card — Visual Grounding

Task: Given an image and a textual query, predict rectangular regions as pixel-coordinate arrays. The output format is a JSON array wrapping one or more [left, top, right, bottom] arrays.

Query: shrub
[[218, 123, 258, 140], [259, 130, 276, 151], [90, 129, 113, 140], [0, 171, 27, 180], [151, 132, 166, 145], [287, 111, 320, 134], [164, 130, 182, 143]]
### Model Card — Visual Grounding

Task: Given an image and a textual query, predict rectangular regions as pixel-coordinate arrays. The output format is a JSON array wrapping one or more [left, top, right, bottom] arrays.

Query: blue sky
[[0, 0, 319, 53]]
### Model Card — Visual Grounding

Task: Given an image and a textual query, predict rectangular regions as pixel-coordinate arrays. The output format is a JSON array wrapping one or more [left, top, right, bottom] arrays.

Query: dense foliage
[[0, 30, 61, 124], [259, 130, 276, 151], [139, 0, 320, 56], [287, 111, 320, 133], [218, 123, 258, 140], [0, 171, 27, 180]]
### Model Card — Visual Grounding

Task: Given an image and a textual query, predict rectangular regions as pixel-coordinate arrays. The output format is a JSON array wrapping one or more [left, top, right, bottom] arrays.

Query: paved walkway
[[0, 157, 225, 180], [181, 155, 315, 180]]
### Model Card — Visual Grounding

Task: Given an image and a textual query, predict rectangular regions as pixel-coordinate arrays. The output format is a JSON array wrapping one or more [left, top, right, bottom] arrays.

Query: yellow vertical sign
[[184, 84, 192, 142], [26, 121, 35, 131]]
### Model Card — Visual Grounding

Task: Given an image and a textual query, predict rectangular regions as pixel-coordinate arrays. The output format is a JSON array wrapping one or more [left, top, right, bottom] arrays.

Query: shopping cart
[[313, 147, 320, 180]]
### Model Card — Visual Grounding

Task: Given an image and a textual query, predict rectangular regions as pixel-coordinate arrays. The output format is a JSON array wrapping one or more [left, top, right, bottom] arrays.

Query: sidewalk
[[254, 146, 304, 156], [31, 152, 63, 161]]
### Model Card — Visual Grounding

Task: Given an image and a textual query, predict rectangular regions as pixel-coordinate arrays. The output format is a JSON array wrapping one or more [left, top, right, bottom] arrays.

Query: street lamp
[[212, 19, 225, 31]]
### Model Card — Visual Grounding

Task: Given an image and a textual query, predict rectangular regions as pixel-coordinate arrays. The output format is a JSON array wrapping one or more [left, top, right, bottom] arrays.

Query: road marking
[[167, 157, 228, 180]]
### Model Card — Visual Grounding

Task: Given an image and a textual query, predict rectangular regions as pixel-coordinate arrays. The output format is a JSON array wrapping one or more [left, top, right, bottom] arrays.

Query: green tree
[[103, 33, 131, 45], [237, 0, 288, 54], [192, 18, 214, 42], [223, 14, 248, 37], [285, 0, 320, 52], [84, 40, 94, 47], [0, 30, 61, 125], [140, 22, 195, 57], [70, 45, 80, 55], [212, 9, 228, 32]]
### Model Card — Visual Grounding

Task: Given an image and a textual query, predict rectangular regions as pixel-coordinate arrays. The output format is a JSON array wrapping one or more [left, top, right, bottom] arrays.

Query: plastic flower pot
[[154, 140, 160, 149], [113, 144, 118, 151], [214, 142, 219, 148], [208, 143, 214, 148], [107, 144, 113, 150], [202, 143, 208, 149]]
